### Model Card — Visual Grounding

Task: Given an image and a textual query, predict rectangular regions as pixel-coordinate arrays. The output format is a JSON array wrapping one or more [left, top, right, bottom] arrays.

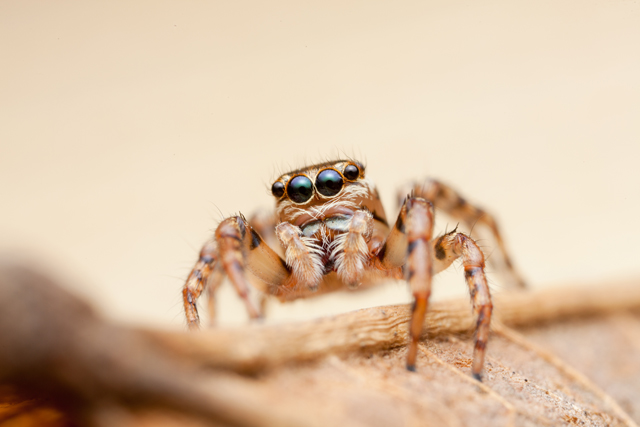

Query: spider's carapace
[[182, 159, 525, 380]]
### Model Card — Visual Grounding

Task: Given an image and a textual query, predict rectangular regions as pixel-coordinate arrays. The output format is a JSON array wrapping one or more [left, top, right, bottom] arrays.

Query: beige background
[[1, 1, 639, 328]]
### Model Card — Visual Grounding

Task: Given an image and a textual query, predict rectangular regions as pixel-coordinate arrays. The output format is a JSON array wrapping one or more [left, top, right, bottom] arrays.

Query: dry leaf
[[0, 263, 638, 426]]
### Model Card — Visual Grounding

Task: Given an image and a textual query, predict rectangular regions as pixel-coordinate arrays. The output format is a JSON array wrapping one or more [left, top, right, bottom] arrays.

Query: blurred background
[[1, 1, 639, 329]]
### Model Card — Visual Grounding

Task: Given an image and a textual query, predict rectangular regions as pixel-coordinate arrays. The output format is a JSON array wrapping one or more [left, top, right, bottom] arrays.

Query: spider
[[182, 159, 525, 380]]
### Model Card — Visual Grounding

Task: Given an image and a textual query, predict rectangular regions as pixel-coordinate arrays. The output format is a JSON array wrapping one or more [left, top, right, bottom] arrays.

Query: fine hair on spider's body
[[182, 159, 526, 380]]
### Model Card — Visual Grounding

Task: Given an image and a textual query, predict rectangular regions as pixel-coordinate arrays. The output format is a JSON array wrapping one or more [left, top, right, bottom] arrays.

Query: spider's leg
[[377, 197, 435, 371], [433, 230, 493, 381], [204, 264, 225, 327], [402, 179, 526, 289], [248, 209, 281, 256], [330, 209, 374, 288], [183, 215, 293, 327], [247, 209, 281, 314], [183, 240, 220, 330], [213, 217, 267, 320]]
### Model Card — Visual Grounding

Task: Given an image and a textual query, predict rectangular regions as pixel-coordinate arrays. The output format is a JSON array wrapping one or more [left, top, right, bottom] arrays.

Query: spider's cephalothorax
[[182, 159, 526, 380], [269, 160, 390, 289]]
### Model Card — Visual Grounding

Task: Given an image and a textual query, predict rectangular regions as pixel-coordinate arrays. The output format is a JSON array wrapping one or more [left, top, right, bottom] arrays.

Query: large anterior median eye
[[287, 175, 314, 203], [315, 169, 344, 197]]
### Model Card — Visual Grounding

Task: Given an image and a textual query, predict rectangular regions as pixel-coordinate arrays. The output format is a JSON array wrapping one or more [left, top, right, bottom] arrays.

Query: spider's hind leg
[[402, 179, 526, 289]]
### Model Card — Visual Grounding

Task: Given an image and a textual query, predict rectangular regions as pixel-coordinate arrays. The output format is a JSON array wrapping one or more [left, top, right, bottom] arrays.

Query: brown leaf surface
[[0, 263, 638, 427], [223, 316, 640, 427]]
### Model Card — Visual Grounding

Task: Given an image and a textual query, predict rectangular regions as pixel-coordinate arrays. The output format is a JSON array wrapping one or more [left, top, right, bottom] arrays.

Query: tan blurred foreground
[[1, 0, 640, 328], [1, 262, 639, 427]]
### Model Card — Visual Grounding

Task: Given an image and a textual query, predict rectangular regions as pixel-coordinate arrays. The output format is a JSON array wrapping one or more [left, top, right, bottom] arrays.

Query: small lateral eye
[[287, 175, 314, 203], [271, 181, 285, 198], [315, 169, 343, 197], [343, 164, 360, 181]]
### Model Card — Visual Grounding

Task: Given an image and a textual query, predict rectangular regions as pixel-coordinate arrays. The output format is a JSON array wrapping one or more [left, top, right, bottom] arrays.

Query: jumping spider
[[182, 160, 525, 380]]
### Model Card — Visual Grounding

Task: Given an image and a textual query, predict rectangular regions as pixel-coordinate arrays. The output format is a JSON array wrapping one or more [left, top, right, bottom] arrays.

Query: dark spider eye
[[271, 181, 285, 198], [315, 169, 343, 197], [287, 175, 314, 203], [343, 164, 360, 180]]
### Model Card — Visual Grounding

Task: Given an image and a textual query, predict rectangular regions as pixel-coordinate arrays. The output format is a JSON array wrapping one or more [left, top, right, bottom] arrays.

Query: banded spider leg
[[399, 179, 526, 289], [181, 159, 522, 381], [183, 201, 493, 380], [377, 196, 492, 380], [182, 214, 338, 329]]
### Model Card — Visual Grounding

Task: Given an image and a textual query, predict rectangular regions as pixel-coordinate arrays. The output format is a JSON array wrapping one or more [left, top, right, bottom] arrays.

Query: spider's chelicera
[[183, 159, 526, 381]]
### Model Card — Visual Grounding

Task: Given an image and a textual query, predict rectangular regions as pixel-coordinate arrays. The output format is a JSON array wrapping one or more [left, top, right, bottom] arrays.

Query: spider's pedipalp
[[330, 209, 374, 288], [276, 222, 324, 291]]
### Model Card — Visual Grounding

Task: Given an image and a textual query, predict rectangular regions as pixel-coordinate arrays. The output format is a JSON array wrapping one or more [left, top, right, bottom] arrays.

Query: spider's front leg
[[182, 215, 291, 329], [182, 240, 222, 328], [403, 198, 436, 372], [378, 197, 435, 372], [377, 197, 492, 380]]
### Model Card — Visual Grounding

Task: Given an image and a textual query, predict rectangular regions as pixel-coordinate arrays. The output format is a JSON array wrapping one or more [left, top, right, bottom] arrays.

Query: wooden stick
[[145, 278, 640, 372]]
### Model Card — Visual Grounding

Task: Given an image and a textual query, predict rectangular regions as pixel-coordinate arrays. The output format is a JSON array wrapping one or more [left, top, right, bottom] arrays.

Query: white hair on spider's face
[[278, 178, 372, 224], [271, 159, 376, 225]]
